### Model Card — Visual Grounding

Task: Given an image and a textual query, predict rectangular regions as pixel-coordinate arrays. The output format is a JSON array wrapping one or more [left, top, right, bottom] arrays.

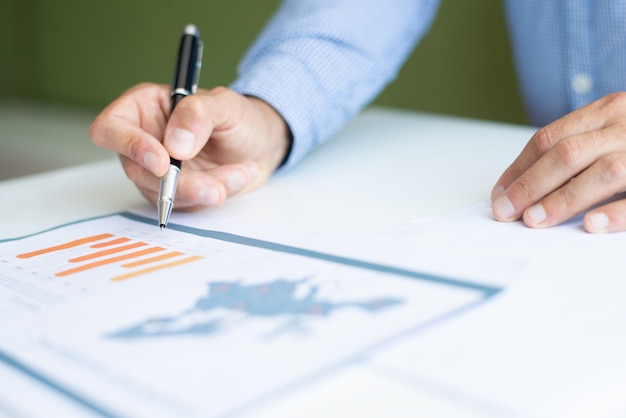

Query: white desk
[[0, 108, 536, 418], [1, 107, 532, 239]]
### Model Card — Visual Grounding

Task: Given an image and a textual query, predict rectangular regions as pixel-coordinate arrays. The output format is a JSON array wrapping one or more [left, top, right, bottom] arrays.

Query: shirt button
[[572, 73, 593, 95]]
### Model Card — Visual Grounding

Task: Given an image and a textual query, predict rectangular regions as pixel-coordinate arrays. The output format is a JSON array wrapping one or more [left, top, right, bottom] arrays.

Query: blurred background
[[0, 0, 525, 180]]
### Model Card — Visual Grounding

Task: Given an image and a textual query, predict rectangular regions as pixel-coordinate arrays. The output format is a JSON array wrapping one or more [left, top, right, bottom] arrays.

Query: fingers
[[491, 128, 560, 202], [97, 118, 170, 176], [94, 83, 289, 211], [521, 150, 626, 228], [491, 93, 626, 232], [173, 161, 260, 208], [121, 154, 260, 209], [493, 130, 626, 228], [584, 198, 626, 233], [90, 83, 172, 177], [491, 98, 609, 202], [493, 129, 604, 223]]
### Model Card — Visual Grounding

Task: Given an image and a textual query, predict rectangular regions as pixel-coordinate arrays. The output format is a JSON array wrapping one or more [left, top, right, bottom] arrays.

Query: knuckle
[[513, 176, 536, 201], [209, 86, 230, 96], [124, 82, 159, 97], [176, 94, 205, 117], [531, 127, 556, 154], [601, 92, 626, 111], [209, 86, 234, 98], [123, 132, 145, 162], [135, 81, 156, 90], [556, 185, 577, 208], [599, 154, 626, 182], [209, 86, 241, 109], [553, 137, 584, 169]]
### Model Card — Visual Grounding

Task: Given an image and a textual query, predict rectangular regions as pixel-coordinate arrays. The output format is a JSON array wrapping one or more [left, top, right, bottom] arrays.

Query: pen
[[158, 24, 203, 230]]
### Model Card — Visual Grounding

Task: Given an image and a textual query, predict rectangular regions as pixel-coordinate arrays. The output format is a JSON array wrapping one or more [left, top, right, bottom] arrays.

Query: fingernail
[[226, 170, 246, 192], [493, 195, 516, 220], [143, 151, 160, 174], [526, 203, 546, 225], [198, 184, 221, 206], [587, 212, 609, 232], [165, 128, 196, 155]]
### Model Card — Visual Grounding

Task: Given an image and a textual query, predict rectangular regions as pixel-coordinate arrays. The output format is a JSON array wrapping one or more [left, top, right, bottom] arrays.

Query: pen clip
[[192, 40, 203, 94]]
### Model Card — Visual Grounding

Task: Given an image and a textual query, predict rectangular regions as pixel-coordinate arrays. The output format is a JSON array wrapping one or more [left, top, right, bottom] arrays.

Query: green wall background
[[1, 0, 526, 124]]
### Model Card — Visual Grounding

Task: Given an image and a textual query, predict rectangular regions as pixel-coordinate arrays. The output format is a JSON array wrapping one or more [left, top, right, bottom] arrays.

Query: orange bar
[[55, 247, 166, 277], [68, 242, 148, 263], [121, 251, 184, 268], [90, 237, 131, 248], [17, 233, 114, 259], [111, 255, 203, 282]]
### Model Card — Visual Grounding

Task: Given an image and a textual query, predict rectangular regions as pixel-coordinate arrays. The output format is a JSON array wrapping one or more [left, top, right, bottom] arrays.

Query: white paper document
[[2, 204, 626, 418], [370, 204, 626, 418], [0, 211, 501, 418]]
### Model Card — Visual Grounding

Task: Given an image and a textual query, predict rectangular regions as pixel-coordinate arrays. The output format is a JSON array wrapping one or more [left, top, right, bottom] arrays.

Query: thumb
[[163, 94, 217, 160]]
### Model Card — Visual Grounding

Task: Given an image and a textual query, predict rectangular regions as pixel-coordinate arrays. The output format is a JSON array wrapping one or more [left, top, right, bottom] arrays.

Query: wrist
[[247, 97, 293, 172]]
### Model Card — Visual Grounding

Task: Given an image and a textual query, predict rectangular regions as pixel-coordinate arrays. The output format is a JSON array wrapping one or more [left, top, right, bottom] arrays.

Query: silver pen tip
[[160, 224, 165, 231]]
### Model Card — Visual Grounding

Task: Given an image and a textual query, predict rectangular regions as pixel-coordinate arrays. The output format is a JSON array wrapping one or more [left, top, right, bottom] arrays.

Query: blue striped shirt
[[231, 1, 626, 170]]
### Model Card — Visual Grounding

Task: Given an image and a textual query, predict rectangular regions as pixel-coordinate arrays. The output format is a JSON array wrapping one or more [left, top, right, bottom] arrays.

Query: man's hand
[[492, 92, 626, 233], [90, 83, 291, 211]]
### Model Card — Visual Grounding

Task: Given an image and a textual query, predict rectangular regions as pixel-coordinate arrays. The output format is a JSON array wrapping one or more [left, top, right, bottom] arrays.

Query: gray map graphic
[[109, 278, 403, 339]]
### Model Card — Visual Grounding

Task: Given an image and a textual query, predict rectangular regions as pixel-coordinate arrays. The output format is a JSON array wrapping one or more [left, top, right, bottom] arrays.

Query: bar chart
[[16, 232, 203, 281]]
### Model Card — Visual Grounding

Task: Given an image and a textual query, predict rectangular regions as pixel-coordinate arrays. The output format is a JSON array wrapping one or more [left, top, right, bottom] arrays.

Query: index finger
[[90, 83, 171, 176]]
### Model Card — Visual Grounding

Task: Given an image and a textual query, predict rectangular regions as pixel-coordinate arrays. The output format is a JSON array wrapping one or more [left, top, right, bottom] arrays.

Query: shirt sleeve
[[230, 0, 441, 171]]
